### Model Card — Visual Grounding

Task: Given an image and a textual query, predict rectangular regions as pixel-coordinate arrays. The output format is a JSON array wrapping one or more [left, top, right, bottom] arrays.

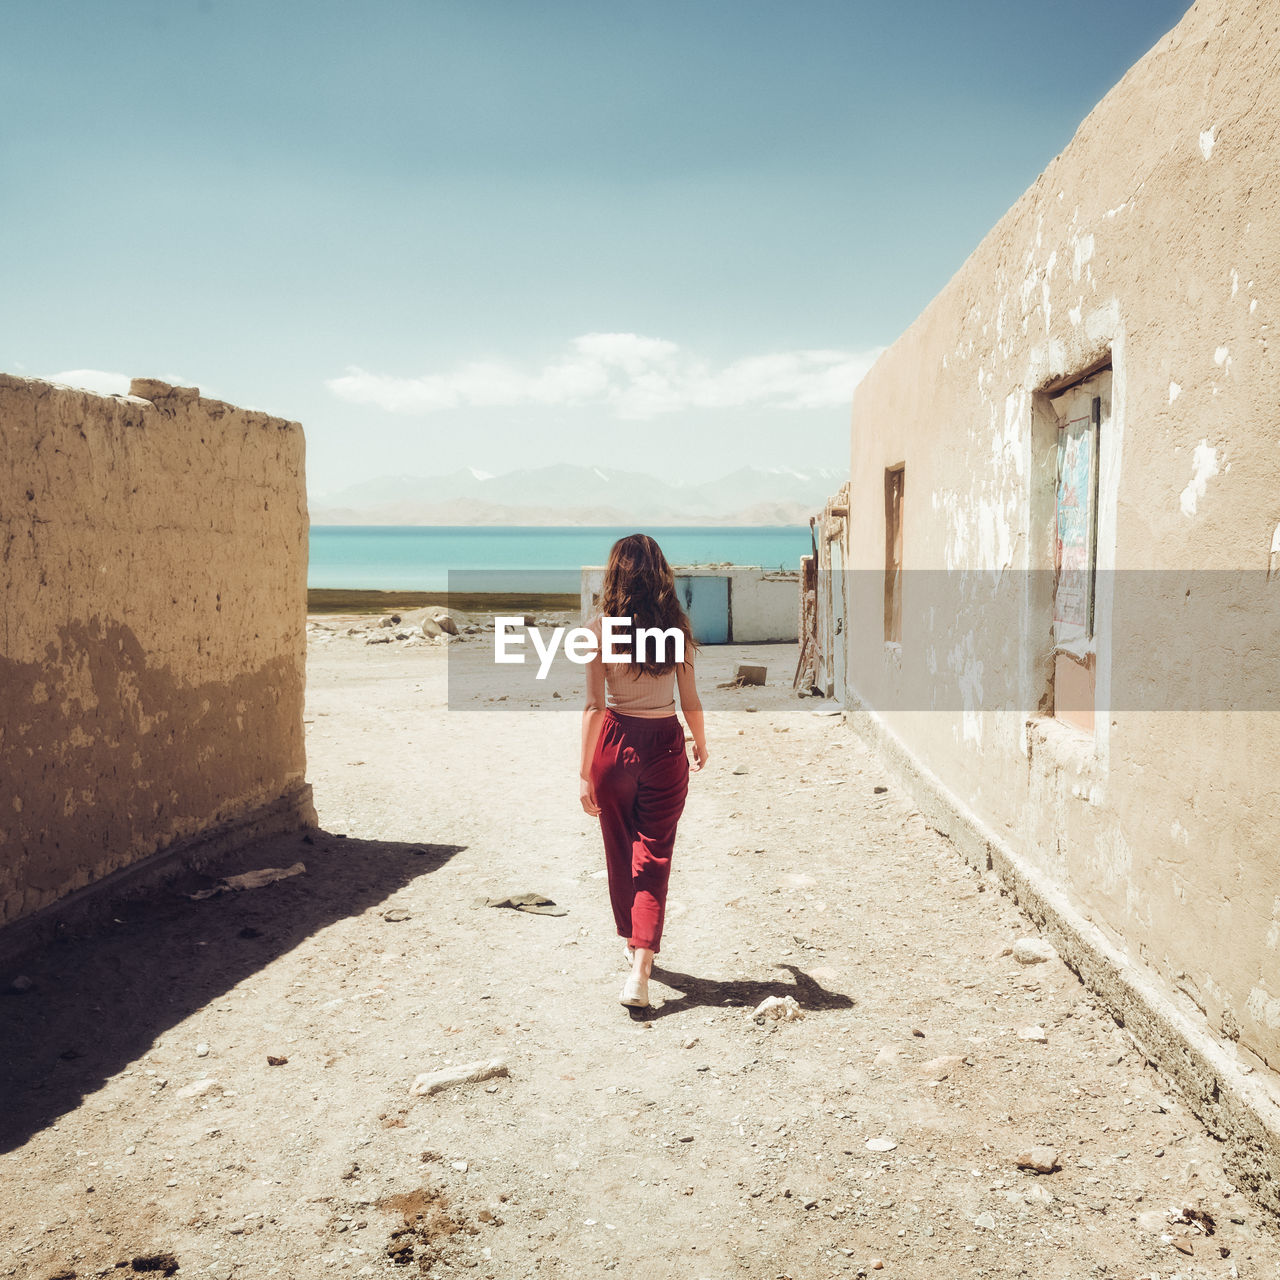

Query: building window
[[1048, 367, 1110, 731], [883, 464, 904, 644]]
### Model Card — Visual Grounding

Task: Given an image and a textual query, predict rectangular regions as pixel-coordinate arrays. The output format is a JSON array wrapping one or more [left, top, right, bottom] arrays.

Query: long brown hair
[[598, 534, 696, 676]]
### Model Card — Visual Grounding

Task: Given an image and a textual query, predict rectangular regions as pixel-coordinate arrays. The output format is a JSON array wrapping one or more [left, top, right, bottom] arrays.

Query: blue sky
[[2, 0, 1190, 493]]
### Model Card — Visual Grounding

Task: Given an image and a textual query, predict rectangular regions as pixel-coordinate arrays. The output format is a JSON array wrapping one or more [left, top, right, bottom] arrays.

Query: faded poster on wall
[[1054, 414, 1095, 644]]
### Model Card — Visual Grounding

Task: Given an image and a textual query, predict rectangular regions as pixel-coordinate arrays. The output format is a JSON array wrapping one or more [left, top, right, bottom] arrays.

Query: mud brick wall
[[0, 375, 314, 929]]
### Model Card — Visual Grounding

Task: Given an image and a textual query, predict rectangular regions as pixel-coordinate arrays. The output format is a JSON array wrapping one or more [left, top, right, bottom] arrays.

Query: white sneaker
[[620, 974, 649, 1007]]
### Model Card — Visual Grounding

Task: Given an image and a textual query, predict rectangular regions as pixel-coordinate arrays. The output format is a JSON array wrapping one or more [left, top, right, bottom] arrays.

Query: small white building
[[580, 565, 799, 644]]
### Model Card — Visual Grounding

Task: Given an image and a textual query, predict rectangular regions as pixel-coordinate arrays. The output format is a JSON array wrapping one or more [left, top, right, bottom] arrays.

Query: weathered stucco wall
[[844, 0, 1280, 1203], [0, 375, 314, 933], [722, 569, 800, 643]]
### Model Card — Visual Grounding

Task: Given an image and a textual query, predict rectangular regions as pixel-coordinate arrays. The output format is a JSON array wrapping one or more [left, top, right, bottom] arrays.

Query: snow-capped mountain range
[[310, 464, 845, 526]]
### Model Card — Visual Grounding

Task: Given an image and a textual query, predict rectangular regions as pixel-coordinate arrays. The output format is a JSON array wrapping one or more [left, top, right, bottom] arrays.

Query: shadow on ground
[[0, 830, 462, 1153], [637, 961, 853, 1021]]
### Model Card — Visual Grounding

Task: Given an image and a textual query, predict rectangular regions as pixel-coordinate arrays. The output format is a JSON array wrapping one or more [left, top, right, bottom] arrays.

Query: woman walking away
[[579, 534, 709, 1009]]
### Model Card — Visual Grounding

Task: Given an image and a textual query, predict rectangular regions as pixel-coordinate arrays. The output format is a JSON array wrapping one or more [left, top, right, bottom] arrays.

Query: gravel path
[[2, 630, 1277, 1279]]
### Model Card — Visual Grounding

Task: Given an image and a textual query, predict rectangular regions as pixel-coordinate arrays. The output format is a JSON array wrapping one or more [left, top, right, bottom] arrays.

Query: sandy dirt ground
[[3, 620, 1279, 1280]]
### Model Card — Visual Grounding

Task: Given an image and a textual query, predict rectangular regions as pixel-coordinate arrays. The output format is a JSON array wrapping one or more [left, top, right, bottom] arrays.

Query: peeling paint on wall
[[1247, 985, 1280, 1030], [1266, 898, 1280, 950], [1179, 440, 1221, 516], [1072, 233, 1095, 283], [845, 0, 1280, 1090]]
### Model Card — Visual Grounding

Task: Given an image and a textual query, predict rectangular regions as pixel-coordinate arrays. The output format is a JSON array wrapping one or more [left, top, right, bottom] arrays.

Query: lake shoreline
[[306, 588, 581, 615]]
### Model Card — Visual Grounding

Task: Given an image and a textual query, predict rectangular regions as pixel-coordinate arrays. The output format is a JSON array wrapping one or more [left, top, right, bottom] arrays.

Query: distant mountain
[[309, 464, 844, 526]]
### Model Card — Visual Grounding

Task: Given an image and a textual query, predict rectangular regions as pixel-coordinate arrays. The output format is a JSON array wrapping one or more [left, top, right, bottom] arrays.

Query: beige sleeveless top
[[604, 662, 677, 718]]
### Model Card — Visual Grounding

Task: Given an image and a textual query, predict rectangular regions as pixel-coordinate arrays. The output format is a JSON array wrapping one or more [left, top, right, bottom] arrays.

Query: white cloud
[[44, 370, 200, 398], [46, 369, 132, 396], [326, 333, 882, 419]]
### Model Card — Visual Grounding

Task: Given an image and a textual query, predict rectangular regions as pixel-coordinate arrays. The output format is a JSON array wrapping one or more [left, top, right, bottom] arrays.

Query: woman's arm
[[675, 649, 709, 771], [580, 620, 606, 813]]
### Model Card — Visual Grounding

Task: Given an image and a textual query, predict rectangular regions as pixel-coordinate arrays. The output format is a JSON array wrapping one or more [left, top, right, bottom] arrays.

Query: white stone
[[1015, 1146, 1059, 1173], [176, 1079, 220, 1100], [410, 1058, 509, 1097], [752, 995, 805, 1022], [1012, 938, 1055, 965]]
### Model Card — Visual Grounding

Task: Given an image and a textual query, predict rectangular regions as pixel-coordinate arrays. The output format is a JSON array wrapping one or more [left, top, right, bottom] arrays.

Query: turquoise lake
[[309, 526, 812, 591]]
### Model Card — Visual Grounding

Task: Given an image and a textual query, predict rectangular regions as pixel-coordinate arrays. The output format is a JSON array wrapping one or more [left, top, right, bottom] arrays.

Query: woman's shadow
[[634, 962, 853, 1021]]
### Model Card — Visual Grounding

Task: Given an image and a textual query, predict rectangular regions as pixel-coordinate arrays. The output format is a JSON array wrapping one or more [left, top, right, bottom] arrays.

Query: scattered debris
[[267, 1055, 288, 1067], [386, 1232, 415, 1265], [476, 892, 567, 916], [1171, 1206, 1216, 1235], [734, 663, 766, 686], [383, 907, 412, 922], [376, 1188, 470, 1269], [1018, 1025, 1048, 1043], [129, 1253, 180, 1275], [6, 974, 33, 994], [753, 995, 805, 1023], [187, 862, 306, 900], [410, 1058, 510, 1097], [195, 1043, 209, 1058], [865, 1137, 897, 1153], [974, 1211, 997, 1230]]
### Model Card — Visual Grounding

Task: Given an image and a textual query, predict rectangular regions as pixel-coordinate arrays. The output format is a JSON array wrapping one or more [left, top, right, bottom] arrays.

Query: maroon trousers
[[590, 709, 690, 954]]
